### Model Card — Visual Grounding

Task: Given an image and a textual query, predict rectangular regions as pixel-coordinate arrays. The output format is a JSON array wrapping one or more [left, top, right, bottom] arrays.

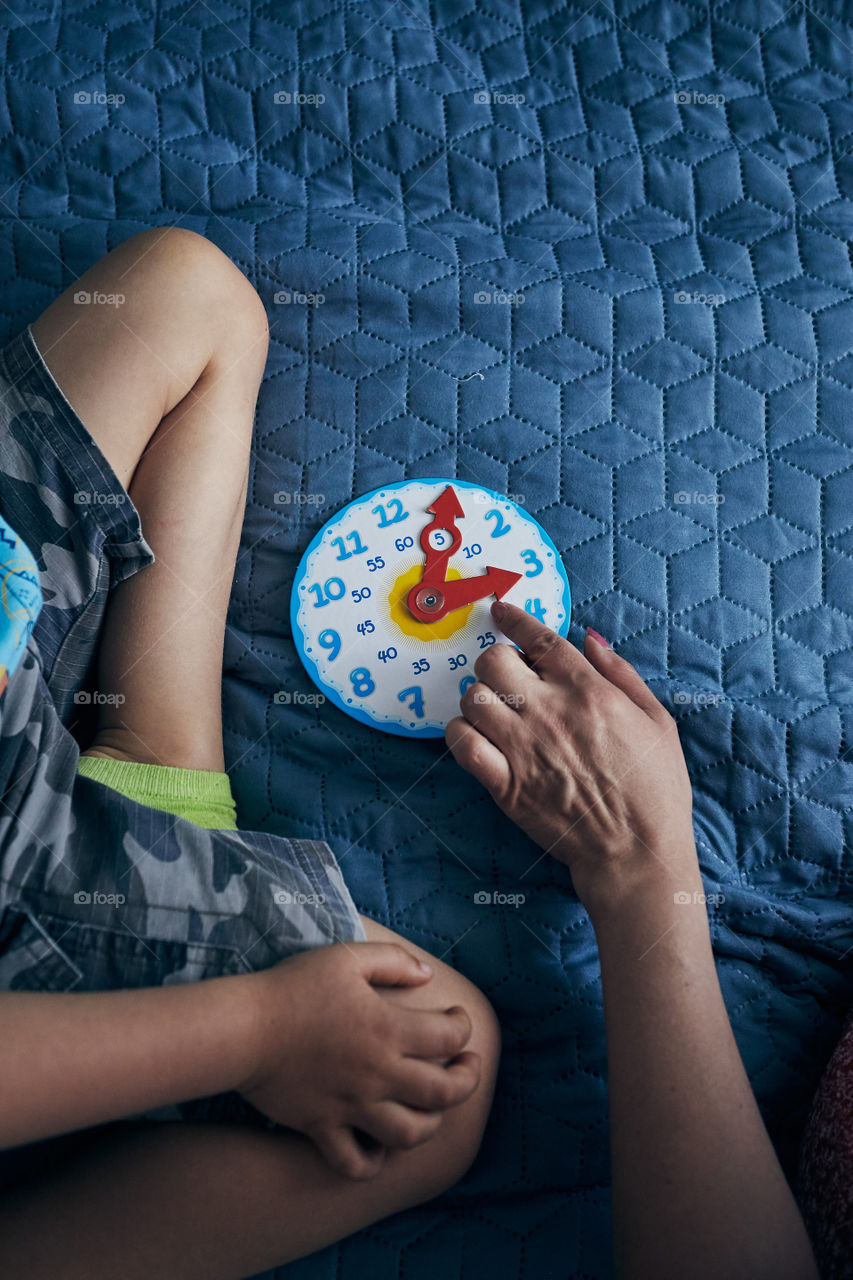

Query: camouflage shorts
[[0, 324, 366, 1164]]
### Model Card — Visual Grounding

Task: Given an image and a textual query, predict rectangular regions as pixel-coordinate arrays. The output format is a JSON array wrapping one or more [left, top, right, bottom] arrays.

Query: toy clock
[[290, 478, 571, 737]]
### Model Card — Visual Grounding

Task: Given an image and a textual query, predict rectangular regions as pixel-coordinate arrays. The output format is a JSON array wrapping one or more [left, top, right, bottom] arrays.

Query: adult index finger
[[491, 600, 589, 682]]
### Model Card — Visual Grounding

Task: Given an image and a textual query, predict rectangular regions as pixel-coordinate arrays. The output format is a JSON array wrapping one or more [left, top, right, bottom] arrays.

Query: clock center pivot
[[388, 565, 473, 640], [412, 585, 445, 614]]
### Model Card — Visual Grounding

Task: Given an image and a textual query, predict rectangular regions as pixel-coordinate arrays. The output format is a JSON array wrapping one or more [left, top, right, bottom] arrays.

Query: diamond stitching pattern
[[1, 3, 852, 1276]]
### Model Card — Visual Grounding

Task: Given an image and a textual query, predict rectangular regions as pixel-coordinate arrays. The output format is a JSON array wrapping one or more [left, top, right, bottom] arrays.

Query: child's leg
[[0, 929, 499, 1280], [31, 225, 268, 771], [21, 228, 501, 1264]]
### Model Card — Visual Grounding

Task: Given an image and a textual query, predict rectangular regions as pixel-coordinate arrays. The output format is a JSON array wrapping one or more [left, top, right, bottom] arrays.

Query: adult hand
[[445, 602, 699, 919]]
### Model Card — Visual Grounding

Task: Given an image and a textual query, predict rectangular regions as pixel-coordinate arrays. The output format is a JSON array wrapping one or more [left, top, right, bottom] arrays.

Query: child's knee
[[380, 1005, 498, 1211], [436, 970, 500, 1182], [357, 916, 500, 1190], [159, 228, 268, 343], [117, 227, 268, 359], [454, 968, 501, 1097]]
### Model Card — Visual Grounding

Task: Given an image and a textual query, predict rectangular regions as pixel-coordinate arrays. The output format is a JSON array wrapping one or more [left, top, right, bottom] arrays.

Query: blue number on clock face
[[318, 628, 341, 661], [459, 675, 476, 695], [349, 667, 375, 697], [485, 508, 511, 537], [332, 531, 368, 560], [372, 499, 408, 528], [309, 577, 345, 607], [525, 598, 546, 622], [520, 549, 543, 577], [398, 685, 425, 718]]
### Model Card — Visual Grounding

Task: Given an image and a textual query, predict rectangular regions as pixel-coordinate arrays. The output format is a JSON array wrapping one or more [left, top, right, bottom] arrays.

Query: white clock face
[[290, 478, 571, 737]]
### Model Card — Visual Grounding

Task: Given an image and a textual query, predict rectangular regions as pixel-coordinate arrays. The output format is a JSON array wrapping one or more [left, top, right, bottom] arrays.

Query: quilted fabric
[[2, 1, 853, 1276]]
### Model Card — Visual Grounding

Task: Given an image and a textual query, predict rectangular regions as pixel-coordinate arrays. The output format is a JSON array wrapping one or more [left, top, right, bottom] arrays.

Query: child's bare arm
[[0, 968, 254, 1147], [0, 941, 480, 1179], [0, 929, 500, 1280]]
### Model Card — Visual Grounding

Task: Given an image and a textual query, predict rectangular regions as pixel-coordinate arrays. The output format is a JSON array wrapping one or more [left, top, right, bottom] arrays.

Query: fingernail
[[418, 960, 432, 974], [586, 627, 611, 649], [492, 600, 507, 620]]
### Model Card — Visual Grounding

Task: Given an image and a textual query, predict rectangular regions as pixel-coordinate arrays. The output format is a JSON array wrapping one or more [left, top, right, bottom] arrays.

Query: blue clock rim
[[289, 477, 573, 739]]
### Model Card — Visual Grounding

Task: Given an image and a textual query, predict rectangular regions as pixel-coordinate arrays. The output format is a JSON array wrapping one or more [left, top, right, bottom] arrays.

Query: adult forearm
[[0, 975, 261, 1147], [592, 868, 817, 1280]]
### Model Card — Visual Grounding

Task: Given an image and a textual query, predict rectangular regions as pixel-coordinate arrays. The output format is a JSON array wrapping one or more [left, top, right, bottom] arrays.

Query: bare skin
[[0, 228, 500, 1278], [447, 601, 818, 1280], [0, 929, 499, 1280], [8, 226, 815, 1279], [32, 225, 267, 771]]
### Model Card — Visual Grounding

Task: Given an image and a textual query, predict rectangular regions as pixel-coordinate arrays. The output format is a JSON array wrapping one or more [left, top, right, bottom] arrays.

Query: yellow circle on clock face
[[387, 564, 474, 642]]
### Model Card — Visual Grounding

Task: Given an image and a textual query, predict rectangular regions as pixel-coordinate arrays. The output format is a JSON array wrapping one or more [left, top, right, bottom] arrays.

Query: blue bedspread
[[2, 2, 852, 1275]]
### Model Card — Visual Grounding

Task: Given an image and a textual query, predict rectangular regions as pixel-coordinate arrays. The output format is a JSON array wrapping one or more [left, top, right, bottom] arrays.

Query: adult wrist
[[577, 840, 705, 934]]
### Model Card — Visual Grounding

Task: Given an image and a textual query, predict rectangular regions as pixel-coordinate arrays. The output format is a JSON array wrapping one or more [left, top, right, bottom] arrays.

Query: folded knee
[[412, 979, 500, 1204], [119, 227, 269, 365], [355, 919, 500, 1199], [447, 980, 500, 1171]]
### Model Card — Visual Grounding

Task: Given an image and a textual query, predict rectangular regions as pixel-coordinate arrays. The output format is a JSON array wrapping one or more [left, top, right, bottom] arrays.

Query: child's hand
[[239, 942, 480, 1179], [445, 602, 699, 920]]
